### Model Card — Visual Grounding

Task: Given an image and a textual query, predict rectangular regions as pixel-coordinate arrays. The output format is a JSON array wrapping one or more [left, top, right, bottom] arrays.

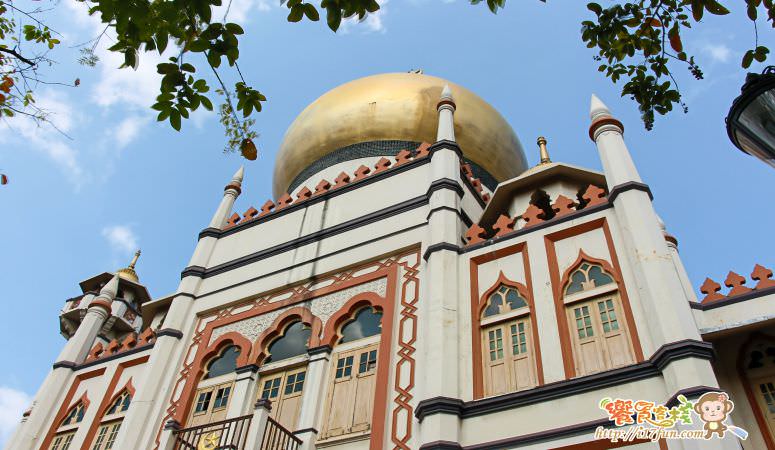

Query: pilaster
[[296, 345, 331, 449], [228, 365, 259, 418]]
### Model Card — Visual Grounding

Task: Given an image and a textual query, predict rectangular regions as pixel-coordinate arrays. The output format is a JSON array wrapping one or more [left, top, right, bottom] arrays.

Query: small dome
[[272, 73, 528, 197]]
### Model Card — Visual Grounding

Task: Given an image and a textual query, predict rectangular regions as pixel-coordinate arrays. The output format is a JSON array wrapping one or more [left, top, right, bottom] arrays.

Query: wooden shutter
[[568, 302, 605, 376], [596, 296, 634, 369], [320, 342, 380, 438], [752, 376, 775, 435], [187, 381, 234, 426], [508, 319, 535, 391], [482, 318, 535, 397], [274, 368, 306, 431], [568, 294, 634, 376]]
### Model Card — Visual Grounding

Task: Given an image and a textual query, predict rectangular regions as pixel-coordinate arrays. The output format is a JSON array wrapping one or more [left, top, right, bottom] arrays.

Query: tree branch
[[0, 47, 37, 66]]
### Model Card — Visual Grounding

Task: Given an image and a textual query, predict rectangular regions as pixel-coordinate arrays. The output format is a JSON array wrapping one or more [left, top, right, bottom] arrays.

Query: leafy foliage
[[582, 0, 774, 129], [0, 0, 773, 159]]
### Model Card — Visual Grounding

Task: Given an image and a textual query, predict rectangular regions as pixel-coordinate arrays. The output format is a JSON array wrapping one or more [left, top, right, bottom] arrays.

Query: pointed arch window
[[188, 345, 240, 428], [479, 281, 536, 397], [50, 398, 88, 450], [562, 260, 635, 377], [90, 385, 132, 450], [257, 320, 313, 433], [740, 336, 775, 446], [320, 305, 383, 440]]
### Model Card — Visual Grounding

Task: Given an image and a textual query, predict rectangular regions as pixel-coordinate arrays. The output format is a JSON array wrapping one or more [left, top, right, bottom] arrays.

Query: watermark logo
[[597, 391, 748, 442]]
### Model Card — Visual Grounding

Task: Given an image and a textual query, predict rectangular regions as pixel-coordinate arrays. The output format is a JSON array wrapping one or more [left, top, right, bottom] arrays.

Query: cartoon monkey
[[694, 392, 735, 439]]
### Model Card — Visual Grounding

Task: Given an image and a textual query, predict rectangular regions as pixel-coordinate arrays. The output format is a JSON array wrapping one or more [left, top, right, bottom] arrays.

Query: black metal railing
[[260, 417, 302, 450], [173, 415, 252, 450]]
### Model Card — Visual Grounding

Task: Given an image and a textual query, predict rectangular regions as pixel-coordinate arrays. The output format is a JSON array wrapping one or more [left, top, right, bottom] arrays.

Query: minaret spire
[[588, 94, 641, 188], [208, 166, 244, 229], [436, 84, 456, 142]]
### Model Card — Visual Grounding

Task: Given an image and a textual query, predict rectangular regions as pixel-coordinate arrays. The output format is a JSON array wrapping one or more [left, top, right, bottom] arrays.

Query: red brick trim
[[588, 117, 624, 141], [39, 368, 104, 450]]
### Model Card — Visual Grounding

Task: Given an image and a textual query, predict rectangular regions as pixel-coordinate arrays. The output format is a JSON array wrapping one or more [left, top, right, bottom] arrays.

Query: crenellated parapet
[[698, 264, 775, 304], [223, 142, 434, 230], [463, 183, 608, 246], [85, 327, 156, 364]]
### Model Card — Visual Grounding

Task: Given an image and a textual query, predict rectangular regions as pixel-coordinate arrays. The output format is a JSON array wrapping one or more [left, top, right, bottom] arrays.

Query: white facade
[[6, 75, 775, 450]]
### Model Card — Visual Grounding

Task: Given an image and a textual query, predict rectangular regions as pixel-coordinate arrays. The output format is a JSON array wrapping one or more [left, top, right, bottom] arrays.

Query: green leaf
[[288, 6, 304, 22], [156, 32, 169, 54], [200, 95, 214, 111], [704, 0, 730, 15], [743, 50, 754, 68], [181, 63, 196, 73], [225, 23, 244, 35], [189, 39, 210, 52], [303, 4, 320, 21], [170, 109, 181, 131]]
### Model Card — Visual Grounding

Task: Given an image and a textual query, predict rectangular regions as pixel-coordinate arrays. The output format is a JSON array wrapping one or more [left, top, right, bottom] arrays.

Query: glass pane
[[195, 392, 211, 413], [483, 292, 503, 317], [340, 308, 383, 343], [92, 427, 108, 450], [504, 288, 527, 310], [105, 422, 121, 449], [265, 321, 312, 363], [206, 346, 240, 378], [214, 386, 230, 409], [588, 265, 614, 287], [566, 271, 587, 295]]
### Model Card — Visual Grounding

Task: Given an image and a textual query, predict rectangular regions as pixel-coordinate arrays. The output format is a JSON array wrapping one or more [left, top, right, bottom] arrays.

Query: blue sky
[[0, 0, 773, 444]]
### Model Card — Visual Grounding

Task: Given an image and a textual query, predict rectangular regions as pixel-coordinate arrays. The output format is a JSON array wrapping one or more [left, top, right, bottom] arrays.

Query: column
[[295, 345, 331, 449]]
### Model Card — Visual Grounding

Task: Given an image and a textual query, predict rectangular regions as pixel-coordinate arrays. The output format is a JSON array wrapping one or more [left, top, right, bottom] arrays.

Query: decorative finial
[[128, 250, 141, 269], [408, 68, 424, 74], [537, 136, 551, 165], [440, 84, 454, 103], [117, 250, 141, 283]]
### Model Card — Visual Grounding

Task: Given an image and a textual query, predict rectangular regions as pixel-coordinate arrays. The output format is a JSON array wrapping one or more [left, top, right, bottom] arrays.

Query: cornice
[[607, 181, 653, 203]]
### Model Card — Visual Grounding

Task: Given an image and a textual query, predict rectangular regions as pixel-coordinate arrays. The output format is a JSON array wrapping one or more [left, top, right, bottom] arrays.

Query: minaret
[[209, 166, 244, 229], [111, 167, 246, 449], [588, 95, 721, 408], [10, 275, 120, 449], [418, 85, 464, 446]]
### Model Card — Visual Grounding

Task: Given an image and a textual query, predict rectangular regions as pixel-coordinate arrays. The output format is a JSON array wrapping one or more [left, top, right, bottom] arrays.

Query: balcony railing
[[260, 417, 302, 450], [171, 413, 302, 450], [173, 415, 252, 450]]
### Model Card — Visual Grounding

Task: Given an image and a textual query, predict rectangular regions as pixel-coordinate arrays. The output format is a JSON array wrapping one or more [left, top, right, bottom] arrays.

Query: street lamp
[[726, 66, 775, 168]]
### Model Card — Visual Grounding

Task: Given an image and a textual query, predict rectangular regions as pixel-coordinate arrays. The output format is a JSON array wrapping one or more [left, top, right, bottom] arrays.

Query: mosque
[[5, 72, 775, 450]]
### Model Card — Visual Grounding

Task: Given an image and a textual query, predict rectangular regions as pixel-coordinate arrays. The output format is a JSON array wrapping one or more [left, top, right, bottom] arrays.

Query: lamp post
[[726, 66, 775, 168]]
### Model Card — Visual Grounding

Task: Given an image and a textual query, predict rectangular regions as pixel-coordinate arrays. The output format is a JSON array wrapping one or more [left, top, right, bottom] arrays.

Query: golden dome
[[272, 73, 527, 197]]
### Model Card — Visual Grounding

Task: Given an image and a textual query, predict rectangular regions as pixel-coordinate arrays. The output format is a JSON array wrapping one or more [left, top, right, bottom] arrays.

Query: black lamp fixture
[[726, 66, 775, 168]]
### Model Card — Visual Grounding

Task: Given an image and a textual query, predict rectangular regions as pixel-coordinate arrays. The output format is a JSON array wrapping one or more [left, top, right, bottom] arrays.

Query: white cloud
[[340, 0, 389, 34], [0, 386, 32, 447], [0, 90, 85, 187], [702, 43, 732, 63], [113, 115, 149, 149], [102, 225, 139, 254]]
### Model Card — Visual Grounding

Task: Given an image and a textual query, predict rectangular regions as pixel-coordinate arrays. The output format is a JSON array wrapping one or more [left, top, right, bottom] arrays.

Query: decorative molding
[[420, 441, 463, 450], [163, 419, 181, 431], [198, 227, 221, 240], [589, 116, 625, 141], [156, 328, 184, 339], [293, 427, 319, 435], [52, 361, 76, 370], [307, 345, 332, 356], [427, 140, 463, 158], [607, 181, 653, 203], [664, 385, 718, 407], [180, 266, 206, 279], [426, 178, 464, 199], [235, 364, 259, 374], [415, 339, 713, 421], [425, 206, 472, 227], [391, 252, 421, 450], [183, 196, 428, 279], [423, 242, 462, 261], [254, 398, 272, 411], [464, 418, 611, 450]]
